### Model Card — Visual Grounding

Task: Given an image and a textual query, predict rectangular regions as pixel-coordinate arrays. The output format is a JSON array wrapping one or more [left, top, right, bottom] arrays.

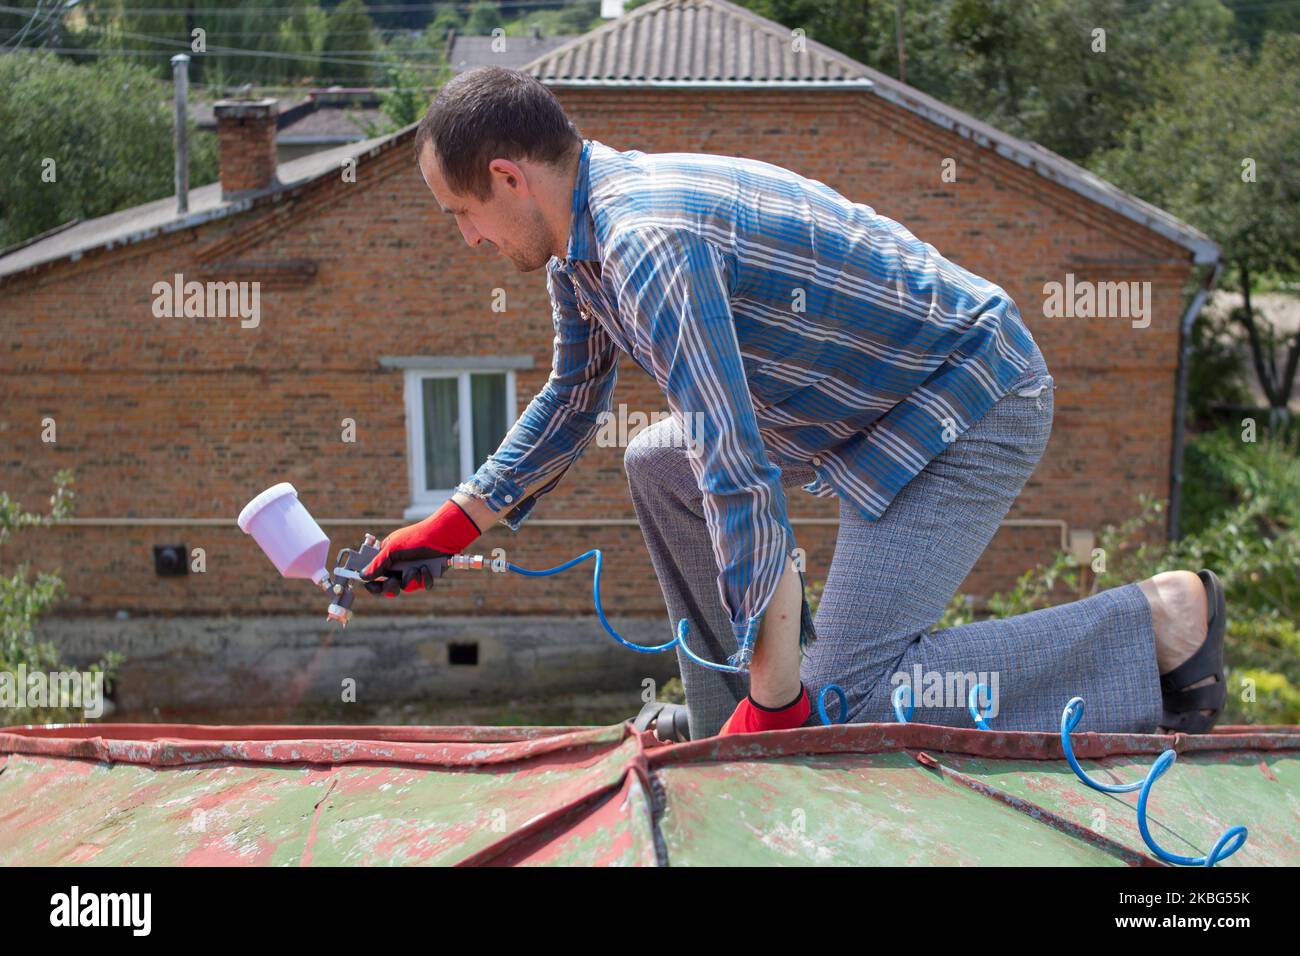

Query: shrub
[[1, 471, 121, 725]]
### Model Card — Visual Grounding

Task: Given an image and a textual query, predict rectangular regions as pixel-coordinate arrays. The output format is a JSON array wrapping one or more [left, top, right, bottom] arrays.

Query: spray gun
[[323, 538, 496, 623], [235, 482, 840, 701], [238, 483, 488, 626], [323, 533, 454, 624]]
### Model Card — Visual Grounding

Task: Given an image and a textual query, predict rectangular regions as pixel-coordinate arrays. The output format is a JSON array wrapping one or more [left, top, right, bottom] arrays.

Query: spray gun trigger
[[323, 534, 384, 625]]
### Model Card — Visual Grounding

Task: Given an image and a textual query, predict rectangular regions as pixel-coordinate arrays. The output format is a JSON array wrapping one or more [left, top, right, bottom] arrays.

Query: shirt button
[[503, 494, 514, 503], [811, 455, 822, 466]]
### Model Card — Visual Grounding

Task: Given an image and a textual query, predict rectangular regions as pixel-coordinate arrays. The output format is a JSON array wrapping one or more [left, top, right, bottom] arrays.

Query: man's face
[[418, 143, 555, 273]]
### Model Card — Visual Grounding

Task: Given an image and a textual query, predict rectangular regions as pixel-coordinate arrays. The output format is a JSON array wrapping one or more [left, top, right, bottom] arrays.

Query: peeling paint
[[1, 720, 1295, 865]]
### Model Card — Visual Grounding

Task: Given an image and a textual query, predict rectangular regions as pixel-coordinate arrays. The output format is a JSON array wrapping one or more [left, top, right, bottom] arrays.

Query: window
[[403, 368, 518, 519]]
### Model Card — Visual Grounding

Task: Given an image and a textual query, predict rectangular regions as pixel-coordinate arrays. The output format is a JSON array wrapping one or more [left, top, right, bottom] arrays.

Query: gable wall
[[0, 88, 1194, 624]]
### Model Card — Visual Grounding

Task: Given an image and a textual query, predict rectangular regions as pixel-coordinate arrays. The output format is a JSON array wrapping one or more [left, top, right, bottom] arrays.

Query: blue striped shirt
[[457, 138, 1039, 667]]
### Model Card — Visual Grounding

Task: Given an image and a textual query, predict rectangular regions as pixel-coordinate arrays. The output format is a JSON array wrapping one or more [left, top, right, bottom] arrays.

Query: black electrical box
[[154, 544, 188, 576]]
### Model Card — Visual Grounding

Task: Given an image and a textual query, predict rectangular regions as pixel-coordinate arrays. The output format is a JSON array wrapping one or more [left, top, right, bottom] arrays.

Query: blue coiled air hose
[[490, 554, 1251, 865], [489, 548, 848, 726]]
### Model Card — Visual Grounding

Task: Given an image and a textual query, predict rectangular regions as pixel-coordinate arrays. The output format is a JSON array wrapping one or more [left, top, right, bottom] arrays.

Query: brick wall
[[0, 88, 1194, 626]]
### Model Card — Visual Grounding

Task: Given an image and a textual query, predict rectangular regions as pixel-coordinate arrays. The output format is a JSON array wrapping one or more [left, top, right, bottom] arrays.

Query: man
[[361, 67, 1225, 740]]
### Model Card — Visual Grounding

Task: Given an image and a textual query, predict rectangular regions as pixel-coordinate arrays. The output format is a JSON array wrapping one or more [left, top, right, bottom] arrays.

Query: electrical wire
[[0, 1, 599, 17]]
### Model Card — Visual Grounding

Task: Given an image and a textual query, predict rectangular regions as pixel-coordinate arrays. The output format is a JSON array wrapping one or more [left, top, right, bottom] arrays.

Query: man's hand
[[360, 499, 482, 597]]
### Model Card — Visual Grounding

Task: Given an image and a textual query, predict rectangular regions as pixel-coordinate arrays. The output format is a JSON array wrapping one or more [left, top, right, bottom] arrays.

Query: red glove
[[360, 499, 482, 597], [718, 684, 811, 735]]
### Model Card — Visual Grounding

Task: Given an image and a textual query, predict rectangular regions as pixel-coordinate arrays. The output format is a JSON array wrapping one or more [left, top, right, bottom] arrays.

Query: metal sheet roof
[[1, 720, 1295, 865], [0, 130, 406, 282], [447, 33, 581, 75], [522, 0, 1218, 264], [524, 0, 868, 84]]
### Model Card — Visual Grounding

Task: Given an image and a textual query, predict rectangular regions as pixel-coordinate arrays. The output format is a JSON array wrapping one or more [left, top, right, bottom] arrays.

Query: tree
[[0, 52, 218, 249], [466, 2, 504, 36], [371, 33, 448, 133], [736, 0, 1238, 164], [514, 1, 602, 35], [429, 3, 464, 39], [73, 0, 327, 87], [1094, 36, 1300, 425], [323, 0, 377, 86]]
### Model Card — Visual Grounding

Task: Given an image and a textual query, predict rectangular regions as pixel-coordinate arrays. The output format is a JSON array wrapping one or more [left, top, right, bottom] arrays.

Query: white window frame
[[403, 368, 519, 520]]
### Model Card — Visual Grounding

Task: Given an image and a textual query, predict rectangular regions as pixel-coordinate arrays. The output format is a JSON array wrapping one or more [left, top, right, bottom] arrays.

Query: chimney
[[213, 98, 280, 199], [170, 54, 190, 215]]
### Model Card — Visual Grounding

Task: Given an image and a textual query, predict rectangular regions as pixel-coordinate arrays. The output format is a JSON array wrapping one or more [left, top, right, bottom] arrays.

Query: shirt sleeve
[[456, 261, 619, 530], [604, 225, 798, 668]]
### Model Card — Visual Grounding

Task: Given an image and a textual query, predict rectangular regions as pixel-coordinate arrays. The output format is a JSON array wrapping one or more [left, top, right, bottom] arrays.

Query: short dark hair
[[414, 67, 582, 202]]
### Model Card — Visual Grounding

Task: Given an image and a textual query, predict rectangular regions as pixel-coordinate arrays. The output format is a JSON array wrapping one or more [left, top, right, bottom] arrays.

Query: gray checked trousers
[[624, 348, 1165, 739]]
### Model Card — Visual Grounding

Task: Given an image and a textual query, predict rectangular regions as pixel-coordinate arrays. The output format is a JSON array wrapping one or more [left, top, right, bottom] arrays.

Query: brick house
[[0, 0, 1218, 718]]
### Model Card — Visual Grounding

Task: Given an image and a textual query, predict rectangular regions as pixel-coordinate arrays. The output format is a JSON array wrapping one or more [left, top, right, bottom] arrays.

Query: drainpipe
[[171, 53, 190, 216], [1168, 258, 1224, 541]]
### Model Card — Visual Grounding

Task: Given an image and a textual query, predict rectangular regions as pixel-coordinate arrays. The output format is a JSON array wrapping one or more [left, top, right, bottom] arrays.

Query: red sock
[[718, 684, 810, 735]]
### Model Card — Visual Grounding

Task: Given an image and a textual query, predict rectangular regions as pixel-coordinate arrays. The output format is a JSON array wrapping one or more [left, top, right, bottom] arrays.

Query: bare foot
[[1138, 570, 1216, 732]]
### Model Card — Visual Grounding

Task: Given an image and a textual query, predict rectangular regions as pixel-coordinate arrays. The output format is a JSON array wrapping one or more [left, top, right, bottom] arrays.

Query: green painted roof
[[1, 721, 1295, 865]]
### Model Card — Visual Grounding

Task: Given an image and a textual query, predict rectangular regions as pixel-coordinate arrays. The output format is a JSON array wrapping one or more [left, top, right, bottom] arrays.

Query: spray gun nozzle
[[322, 535, 383, 626]]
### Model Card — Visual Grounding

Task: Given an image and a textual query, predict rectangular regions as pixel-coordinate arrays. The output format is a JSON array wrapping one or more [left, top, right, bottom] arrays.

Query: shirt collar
[[560, 139, 600, 267]]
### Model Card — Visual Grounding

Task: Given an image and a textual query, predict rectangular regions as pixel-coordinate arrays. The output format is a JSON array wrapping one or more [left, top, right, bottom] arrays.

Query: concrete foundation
[[35, 615, 679, 720]]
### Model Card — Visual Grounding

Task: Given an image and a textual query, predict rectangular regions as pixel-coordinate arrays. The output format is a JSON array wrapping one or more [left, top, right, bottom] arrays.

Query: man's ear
[[490, 158, 528, 197]]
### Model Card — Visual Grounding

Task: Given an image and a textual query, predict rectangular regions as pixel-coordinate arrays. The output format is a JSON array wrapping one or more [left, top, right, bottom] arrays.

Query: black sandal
[[1159, 569, 1228, 734]]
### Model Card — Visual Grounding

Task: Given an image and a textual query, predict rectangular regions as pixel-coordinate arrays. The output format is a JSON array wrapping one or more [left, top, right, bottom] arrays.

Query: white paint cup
[[237, 482, 331, 587]]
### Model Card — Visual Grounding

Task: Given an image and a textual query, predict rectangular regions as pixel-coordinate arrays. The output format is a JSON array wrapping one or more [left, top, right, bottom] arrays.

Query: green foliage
[[323, 0, 376, 86], [658, 676, 685, 704], [1092, 34, 1300, 415], [1093, 35, 1300, 285], [465, 1, 505, 35], [272, 2, 329, 84], [367, 32, 447, 134], [1091, 496, 1299, 623], [948, 0, 1234, 163], [375, 63, 436, 132], [1221, 0, 1300, 50], [737, 0, 1241, 165], [1187, 311, 1253, 427], [72, 1, 329, 87], [511, 2, 603, 36], [0, 51, 219, 249], [429, 3, 465, 36], [1224, 615, 1300, 724], [1, 472, 122, 725], [1181, 426, 1300, 536]]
